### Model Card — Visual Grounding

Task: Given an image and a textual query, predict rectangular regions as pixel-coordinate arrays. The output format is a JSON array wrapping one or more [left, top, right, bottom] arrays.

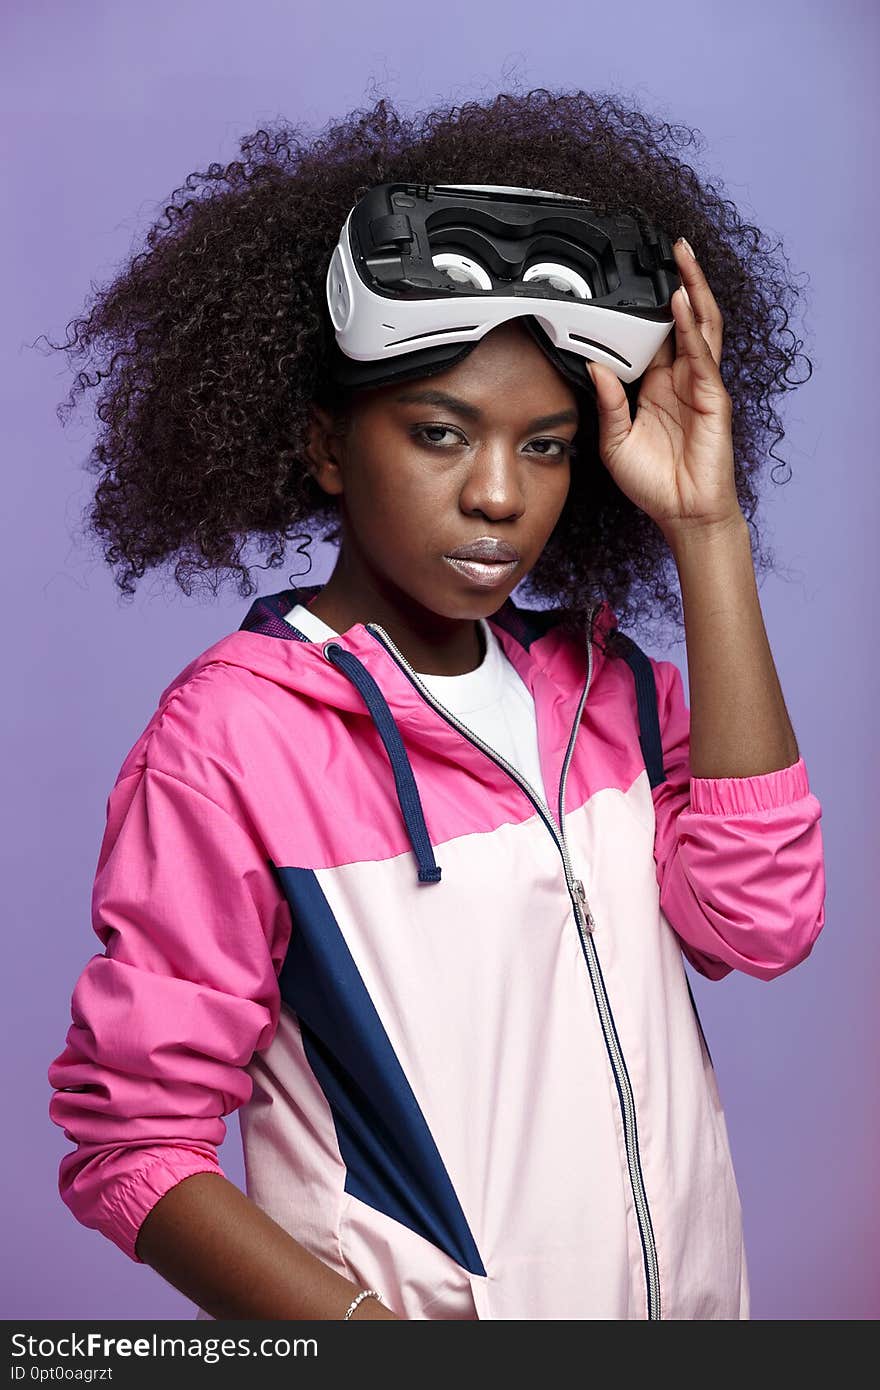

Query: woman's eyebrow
[[393, 388, 578, 432]]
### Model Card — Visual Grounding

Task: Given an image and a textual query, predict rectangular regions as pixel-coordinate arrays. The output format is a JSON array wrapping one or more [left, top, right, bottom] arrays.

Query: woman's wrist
[[346, 1288, 400, 1320], [135, 1171, 403, 1319]]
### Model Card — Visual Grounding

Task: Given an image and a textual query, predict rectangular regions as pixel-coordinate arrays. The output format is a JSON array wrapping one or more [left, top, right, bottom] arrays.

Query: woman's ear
[[304, 404, 345, 497]]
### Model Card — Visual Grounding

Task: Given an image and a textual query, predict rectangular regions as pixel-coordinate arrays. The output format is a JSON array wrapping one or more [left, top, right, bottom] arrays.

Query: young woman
[[46, 88, 826, 1321]]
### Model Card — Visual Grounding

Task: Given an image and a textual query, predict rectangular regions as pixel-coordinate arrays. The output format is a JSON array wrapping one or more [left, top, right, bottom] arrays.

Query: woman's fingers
[[586, 237, 724, 387], [672, 239, 724, 366]]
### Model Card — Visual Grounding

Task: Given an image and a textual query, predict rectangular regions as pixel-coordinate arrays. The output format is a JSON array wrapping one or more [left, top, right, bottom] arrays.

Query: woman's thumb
[[587, 362, 632, 461]]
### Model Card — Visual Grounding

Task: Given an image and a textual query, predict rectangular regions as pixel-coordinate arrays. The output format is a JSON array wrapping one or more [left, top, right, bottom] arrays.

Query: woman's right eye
[[412, 425, 462, 448]]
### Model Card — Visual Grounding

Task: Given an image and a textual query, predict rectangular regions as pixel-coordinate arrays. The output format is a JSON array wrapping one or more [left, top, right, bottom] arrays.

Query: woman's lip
[[442, 555, 519, 587]]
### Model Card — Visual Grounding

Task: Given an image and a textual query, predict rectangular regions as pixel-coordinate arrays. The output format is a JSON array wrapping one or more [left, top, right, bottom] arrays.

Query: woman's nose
[[458, 446, 526, 520]]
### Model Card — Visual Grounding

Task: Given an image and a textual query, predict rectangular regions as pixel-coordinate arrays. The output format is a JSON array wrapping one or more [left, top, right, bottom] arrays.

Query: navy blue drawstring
[[325, 644, 442, 885]]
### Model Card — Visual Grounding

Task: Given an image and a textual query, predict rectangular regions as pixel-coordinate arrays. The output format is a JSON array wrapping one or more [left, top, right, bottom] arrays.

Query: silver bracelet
[[343, 1287, 383, 1320]]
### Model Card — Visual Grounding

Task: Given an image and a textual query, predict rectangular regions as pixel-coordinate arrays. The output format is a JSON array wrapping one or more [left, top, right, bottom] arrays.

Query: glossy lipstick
[[443, 556, 519, 586], [443, 536, 521, 588]]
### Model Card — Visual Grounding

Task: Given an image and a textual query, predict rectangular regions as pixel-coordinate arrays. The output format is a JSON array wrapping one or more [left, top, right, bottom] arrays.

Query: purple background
[[4, 0, 877, 1321]]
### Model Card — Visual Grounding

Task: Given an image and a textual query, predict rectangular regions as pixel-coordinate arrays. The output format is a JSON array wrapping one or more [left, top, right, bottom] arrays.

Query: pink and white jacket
[[48, 585, 826, 1320]]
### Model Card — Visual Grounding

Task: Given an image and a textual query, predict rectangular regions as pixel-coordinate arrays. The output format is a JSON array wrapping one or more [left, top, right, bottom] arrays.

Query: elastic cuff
[[689, 755, 810, 816], [102, 1152, 225, 1263]]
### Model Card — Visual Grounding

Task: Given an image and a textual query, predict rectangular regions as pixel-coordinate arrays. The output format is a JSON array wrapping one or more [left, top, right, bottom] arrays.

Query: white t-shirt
[[284, 603, 551, 809]]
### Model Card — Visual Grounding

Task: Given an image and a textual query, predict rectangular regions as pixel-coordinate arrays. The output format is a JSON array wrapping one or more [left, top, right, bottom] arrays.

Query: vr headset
[[325, 182, 682, 407]]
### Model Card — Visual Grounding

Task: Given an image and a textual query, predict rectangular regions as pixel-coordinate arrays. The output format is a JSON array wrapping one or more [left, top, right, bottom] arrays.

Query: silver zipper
[[347, 608, 661, 1320], [570, 879, 662, 1322]]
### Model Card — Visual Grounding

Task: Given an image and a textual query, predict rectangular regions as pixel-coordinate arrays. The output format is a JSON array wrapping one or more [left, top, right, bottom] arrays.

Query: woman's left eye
[[412, 425, 575, 458]]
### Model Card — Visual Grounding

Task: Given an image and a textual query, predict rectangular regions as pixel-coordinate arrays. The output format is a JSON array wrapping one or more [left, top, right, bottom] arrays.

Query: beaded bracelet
[[343, 1288, 383, 1320]]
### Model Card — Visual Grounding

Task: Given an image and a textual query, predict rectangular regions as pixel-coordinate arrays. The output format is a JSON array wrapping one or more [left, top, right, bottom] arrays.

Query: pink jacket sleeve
[[47, 763, 292, 1263], [649, 657, 826, 982]]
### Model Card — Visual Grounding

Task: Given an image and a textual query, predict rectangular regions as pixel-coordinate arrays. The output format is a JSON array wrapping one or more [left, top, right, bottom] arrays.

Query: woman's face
[[306, 318, 581, 663]]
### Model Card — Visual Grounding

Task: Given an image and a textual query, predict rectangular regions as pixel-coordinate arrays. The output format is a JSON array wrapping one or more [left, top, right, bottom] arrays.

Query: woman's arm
[[135, 1171, 398, 1319], [47, 758, 396, 1309], [665, 514, 800, 779]]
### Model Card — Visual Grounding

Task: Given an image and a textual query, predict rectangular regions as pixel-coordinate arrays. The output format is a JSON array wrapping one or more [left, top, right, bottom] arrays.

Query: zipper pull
[[573, 878, 596, 932]]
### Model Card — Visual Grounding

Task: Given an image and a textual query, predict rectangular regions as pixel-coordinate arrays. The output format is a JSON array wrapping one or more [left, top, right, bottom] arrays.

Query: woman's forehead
[[364, 321, 579, 414]]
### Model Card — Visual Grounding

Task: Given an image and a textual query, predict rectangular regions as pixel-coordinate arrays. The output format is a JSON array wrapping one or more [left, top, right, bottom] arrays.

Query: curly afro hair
[[42, 84, 812, 647]]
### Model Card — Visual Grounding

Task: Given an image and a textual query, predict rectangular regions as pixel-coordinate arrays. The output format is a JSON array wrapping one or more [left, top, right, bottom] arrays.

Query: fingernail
[[676, 237, 697, 260], [679, 285, 692, 311]]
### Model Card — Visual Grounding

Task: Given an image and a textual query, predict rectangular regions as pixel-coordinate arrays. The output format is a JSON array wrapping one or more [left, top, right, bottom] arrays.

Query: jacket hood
[[154, 584, 620, 886], [157, 583, 620, 717]]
